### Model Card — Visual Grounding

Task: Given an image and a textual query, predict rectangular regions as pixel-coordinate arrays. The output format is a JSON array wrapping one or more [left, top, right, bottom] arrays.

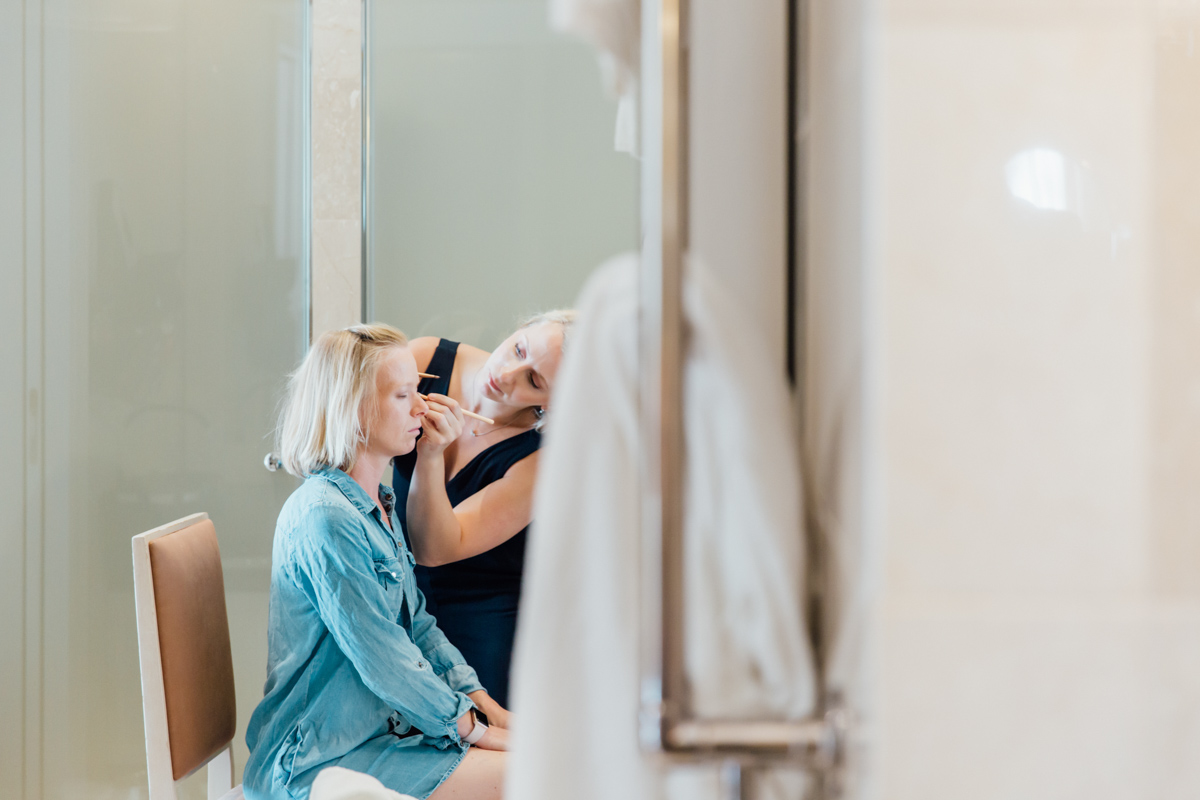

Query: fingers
[[477, 697, 511, 731], [426, 393, 466, 426], [418, 415, 450, 452], [423, 392, 461, 416], [422, 395, 464, 440], [416, 418, 462, 460], [421, 409, 457, 441]]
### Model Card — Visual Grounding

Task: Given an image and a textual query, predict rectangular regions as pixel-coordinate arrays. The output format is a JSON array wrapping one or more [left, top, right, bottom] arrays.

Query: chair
[[133, 512, 244, 800]]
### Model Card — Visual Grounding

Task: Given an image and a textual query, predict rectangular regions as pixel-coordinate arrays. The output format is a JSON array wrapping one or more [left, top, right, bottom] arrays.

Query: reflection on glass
[[41, 2, 307, 797], [366, 0, 639, 349]]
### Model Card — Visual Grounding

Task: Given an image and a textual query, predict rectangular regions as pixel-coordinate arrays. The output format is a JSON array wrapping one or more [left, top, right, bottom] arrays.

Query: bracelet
[[464, 711, 488, 745]]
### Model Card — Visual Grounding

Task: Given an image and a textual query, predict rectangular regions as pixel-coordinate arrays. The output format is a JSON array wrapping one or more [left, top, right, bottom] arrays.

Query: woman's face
[[367, 346, 428, 457], [479, 322, 564, 411]]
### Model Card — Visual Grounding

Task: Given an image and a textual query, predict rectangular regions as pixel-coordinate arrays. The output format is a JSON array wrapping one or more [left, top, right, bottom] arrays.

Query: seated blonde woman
[[243, 324, 507, 800]]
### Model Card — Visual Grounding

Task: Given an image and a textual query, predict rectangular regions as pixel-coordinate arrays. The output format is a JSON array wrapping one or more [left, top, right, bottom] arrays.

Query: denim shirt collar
[[312, 466, 396, 521]]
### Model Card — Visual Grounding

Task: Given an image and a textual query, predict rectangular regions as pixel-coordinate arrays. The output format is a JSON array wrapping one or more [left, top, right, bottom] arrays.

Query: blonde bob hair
[[278, 323, 409, 477]]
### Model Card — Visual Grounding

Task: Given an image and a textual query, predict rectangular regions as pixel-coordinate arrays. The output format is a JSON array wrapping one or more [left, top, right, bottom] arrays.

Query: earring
[[533, 406, 545, 419]]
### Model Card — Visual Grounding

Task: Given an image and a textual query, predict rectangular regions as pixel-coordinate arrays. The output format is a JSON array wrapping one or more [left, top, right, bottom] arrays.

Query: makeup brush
[[419, 393, 495, 425]]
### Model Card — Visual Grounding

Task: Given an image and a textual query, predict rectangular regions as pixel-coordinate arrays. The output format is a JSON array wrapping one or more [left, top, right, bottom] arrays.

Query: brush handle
[[419, 393, 495, 425]]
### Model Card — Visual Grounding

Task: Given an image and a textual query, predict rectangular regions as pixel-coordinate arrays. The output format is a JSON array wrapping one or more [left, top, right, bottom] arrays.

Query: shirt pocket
[[372, 555, 405, 592], [274, 722, 308, 794]]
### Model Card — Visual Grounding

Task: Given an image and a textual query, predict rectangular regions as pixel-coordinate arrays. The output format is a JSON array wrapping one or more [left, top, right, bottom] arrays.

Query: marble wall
[[312, 0, 363, 336]]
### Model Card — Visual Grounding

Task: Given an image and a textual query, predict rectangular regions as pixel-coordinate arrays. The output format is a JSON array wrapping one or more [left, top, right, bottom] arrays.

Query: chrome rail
[[641, 0, 848, 790]]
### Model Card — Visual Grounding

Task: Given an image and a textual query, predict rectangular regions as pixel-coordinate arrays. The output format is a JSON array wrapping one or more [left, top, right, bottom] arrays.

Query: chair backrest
[[133, 513, 238, 800]]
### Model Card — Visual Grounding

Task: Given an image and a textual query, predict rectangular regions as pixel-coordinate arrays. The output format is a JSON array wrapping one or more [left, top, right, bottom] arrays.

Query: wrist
[[457, 709, 476, 740], [415, 446, 447, 466], [462, 709, 488, 746]]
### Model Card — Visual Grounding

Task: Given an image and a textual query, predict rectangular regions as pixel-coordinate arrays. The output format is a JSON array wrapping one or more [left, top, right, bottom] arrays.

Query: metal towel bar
[[638, 0, 848, 790]]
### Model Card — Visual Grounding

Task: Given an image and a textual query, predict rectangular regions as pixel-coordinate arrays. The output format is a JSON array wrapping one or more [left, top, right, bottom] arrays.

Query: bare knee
[[428, 748, 506, 800]]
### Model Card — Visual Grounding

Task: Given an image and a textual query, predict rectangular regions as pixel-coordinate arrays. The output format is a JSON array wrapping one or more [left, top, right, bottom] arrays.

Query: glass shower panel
[[40, 1, 307, 797], [367, 0, 638, 349]]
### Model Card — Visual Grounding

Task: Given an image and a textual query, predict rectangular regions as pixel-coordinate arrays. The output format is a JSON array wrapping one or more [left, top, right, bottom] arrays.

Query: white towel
[[682, 257, 815, 721], [506, 254, 816, 800], [549, 0, 640, 156], [506, 254, 651, 799], [309, 767, 416, 800]]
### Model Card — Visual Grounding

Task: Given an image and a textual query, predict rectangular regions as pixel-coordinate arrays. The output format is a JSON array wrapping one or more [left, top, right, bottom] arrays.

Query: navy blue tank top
[[393, 339, 540, 708]]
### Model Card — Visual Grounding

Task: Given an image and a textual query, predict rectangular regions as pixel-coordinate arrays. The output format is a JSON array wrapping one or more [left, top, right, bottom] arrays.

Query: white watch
[[464, 711, 488, 745]]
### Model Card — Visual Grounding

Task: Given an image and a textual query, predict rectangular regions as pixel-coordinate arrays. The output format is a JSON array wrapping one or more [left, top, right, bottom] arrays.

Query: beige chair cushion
[[148, 519, 237, 780]]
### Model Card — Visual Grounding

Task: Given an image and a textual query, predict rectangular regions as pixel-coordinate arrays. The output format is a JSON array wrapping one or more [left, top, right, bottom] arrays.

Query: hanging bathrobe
[[549, 0, 640, 156], [505, 254, 815, 800]]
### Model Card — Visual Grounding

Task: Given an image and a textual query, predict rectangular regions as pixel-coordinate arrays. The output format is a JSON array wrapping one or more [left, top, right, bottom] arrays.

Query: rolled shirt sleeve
[[291, 502, 475, 745]]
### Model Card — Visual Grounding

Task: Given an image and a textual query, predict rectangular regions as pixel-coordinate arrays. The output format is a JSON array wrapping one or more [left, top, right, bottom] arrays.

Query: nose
[[499, 363, 521, 384], [413, 393, 429, 417]]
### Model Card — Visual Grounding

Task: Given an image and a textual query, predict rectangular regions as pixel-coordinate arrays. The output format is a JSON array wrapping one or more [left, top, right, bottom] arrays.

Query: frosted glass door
[[31, 1, 308, 797]]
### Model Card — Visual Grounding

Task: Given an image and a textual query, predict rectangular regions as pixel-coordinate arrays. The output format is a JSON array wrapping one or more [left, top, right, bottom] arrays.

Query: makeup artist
[[395, 311, 575, 712]]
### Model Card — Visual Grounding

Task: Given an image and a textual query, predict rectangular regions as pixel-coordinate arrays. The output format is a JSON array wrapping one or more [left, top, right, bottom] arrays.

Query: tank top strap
[[420, 339, 459, 395]]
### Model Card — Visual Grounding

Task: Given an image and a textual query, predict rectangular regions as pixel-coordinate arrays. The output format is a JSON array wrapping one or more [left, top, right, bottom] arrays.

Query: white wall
[[690, 0, 790, 371]]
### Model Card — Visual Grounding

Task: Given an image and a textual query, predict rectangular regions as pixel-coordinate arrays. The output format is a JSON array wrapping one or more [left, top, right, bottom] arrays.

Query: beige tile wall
[[878, 0, 1200, 796]]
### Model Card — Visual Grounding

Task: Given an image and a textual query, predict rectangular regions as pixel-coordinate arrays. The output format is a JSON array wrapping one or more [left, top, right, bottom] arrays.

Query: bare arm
[[406, 395, 538, 567], [455, 700, 509, 750]]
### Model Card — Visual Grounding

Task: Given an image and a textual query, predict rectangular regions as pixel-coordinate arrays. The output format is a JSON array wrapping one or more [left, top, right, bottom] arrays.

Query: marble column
[[311, 0, 363, 337]]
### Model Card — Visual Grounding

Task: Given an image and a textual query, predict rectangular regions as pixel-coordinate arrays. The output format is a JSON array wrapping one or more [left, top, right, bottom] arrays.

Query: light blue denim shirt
[[243, 467, 482, 800]]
